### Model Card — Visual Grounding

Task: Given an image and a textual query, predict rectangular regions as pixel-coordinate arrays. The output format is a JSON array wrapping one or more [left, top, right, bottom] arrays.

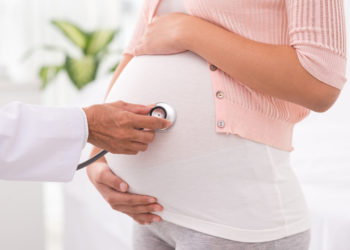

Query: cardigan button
[[217, 120, 225, 128], [216, 91, 224, 99], [210, 64, 217, 71]]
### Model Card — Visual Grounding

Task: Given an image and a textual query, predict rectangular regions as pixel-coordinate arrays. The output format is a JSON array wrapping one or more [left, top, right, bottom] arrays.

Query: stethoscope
[[77, 102, 176, 170]]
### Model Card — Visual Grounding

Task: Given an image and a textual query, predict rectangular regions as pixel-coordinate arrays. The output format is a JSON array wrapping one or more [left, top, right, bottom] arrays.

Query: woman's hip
[[132, 220, 311, 250]]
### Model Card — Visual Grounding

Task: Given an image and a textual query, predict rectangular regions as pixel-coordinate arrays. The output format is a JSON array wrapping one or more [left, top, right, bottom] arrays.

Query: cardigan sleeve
[[285, 0, 347, 90], [122, 0, 150, 56]]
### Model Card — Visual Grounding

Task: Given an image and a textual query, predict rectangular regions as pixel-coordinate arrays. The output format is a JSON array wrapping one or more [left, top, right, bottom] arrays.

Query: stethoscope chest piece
[[149, 102, 176, 131]]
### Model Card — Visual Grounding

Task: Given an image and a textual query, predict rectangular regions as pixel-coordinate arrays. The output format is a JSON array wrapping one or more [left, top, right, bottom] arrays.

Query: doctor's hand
[[83, 100, 171, 154], [87, 161, 163, 225]]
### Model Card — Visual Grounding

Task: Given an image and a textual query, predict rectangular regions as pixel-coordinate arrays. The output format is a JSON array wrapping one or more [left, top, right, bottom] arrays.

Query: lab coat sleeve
[[0, 102, 87, 182]]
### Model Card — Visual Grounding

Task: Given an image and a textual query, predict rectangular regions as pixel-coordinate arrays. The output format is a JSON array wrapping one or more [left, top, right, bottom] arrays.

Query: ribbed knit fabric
[[122, 0, 347, 152]]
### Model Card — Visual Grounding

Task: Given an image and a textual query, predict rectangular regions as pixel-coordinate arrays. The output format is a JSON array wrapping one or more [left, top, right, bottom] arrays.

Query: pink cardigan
[[122, 0, 347, 152]]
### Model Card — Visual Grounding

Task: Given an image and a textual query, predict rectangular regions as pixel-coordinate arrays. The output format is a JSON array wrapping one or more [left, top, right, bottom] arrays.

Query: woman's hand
[[134, 12, 193, 56], [87, 162, 163, 225]]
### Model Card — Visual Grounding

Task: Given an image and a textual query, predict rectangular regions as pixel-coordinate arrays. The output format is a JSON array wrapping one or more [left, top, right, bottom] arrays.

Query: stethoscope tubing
[[77, 150, 108, 170], [76, 127, 145, 171]]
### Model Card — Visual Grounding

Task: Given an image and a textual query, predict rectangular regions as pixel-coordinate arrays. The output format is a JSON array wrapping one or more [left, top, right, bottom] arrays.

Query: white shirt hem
[[160, 210, 311, 243]]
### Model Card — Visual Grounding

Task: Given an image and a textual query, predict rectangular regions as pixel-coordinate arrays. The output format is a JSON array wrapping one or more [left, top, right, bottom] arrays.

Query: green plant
[[26, 20, 121, 90]]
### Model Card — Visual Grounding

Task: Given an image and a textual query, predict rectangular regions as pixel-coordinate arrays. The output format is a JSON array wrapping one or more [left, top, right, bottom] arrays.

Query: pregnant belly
[[105, 51, 221, 166], [104, 51, 297, 229]]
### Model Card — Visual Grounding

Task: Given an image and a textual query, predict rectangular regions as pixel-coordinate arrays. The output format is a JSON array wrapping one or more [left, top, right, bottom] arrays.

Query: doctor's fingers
[[130, 129, 155, 144], [114, 100, 156, 115], [123, 141, 150, 153], [131, 113, 171, 130]]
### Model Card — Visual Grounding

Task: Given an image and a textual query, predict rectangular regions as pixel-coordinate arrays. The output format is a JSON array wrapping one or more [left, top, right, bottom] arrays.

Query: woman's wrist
[[177, 15, 202, 52], [90, 146, 107, 163]]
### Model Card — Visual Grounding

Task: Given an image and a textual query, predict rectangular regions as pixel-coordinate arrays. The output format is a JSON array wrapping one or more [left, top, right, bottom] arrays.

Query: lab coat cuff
[[80, 108, 89, 149]]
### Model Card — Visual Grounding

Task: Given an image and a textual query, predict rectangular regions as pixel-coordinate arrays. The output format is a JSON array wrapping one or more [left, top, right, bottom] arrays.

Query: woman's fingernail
[[152, 217, 162, 223], [149, 198, 156, 203], [120, 183, 128, 192], [153, 206, 163, 212]]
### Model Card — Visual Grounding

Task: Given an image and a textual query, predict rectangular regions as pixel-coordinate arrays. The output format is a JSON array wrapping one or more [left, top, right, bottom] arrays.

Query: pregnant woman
[[87, 0, 347, 249]]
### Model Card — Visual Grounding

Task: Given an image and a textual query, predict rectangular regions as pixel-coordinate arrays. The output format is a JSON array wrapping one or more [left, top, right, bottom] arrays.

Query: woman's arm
[[178, 18, 340, 113], [133, 2, 346, 113]]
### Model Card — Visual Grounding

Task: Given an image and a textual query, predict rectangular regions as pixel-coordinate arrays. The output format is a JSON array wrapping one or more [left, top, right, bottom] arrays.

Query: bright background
[[0, 1, 349, 250]]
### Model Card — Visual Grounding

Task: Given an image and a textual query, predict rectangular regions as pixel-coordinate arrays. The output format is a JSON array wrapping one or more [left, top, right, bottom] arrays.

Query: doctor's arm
[[0, 102, 86, 182], [0, 100, 169, 182]]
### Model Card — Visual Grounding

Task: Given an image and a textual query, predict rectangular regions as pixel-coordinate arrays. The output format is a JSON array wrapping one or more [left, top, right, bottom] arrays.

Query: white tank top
[[105, 0, 310, 242]]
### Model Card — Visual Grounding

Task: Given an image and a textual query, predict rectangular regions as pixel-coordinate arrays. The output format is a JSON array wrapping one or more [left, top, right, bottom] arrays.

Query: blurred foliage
[[25, 20, 121, 90]]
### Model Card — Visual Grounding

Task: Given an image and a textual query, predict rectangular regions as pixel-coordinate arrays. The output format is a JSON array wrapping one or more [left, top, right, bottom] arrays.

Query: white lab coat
[[0, 102, 87, 182]]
